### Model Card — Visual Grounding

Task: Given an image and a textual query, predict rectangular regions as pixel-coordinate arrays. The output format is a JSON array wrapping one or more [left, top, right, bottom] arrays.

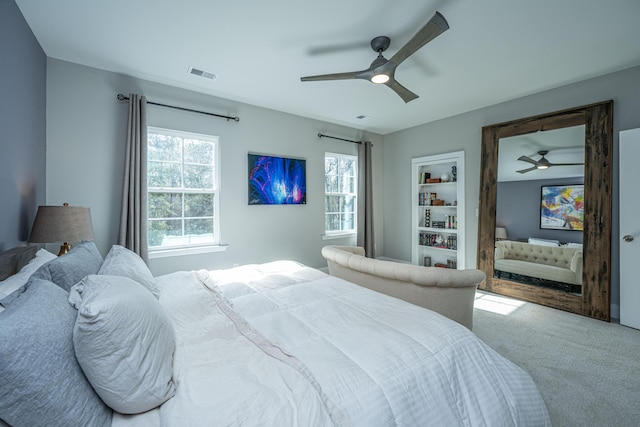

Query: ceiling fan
[[300, 12, 449, 103], [516, 150, 584, 174]]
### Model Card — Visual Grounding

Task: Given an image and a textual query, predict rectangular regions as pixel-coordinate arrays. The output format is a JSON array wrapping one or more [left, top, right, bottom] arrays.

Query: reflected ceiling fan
[[516, 150, 584, 174], [300, 12, 449, 103]]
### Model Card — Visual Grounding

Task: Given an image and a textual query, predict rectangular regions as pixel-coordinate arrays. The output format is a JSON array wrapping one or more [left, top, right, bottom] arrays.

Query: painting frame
[[540, 184, 584, 231], [247, 152, 307, 205]]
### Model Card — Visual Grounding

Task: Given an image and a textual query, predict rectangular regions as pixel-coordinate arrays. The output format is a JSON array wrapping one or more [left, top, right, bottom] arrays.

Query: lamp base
[[58, 242, 72, 256]]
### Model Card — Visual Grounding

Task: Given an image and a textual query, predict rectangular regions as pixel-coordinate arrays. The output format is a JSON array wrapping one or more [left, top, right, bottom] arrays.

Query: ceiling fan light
[[371, 74, 390, 84], [536, 165, 549, 170]]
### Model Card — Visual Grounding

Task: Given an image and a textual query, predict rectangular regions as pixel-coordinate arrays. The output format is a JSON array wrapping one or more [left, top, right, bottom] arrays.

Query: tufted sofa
[[494, 240, 582, 285], [321, 245, 486, 329]]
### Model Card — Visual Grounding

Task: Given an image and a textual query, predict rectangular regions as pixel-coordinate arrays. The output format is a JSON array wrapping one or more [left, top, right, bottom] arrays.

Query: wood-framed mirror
[[477, 101, 613, 321]]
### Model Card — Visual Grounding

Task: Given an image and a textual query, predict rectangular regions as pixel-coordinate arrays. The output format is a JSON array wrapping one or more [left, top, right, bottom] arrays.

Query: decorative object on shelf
[[419, 172, 431, 184], [29, 203, 95, 256], [424, 209, 431, 227], [419, 192, 437, 206], [431, 199, 445, 206], [440, 172, 450, 182], [423, 256, 431, 267], [495, 227, 508, 241], [451, 165, 457, 182], [418, 232, 457, 250], [426, 177, 441, 183]]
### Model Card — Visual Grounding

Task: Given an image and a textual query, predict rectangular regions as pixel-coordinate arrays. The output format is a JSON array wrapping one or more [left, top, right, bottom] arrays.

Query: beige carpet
[[472, 291, 640, 427]]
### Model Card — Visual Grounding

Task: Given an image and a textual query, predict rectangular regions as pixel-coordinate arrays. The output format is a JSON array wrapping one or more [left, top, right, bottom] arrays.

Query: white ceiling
[[15, 0, 640, 135]]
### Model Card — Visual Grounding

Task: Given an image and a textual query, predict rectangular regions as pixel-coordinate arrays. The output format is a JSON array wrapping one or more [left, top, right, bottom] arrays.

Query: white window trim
[[147, 127, 222, 255], [149, 244, 228, 259], [324, 152, 358, 236]]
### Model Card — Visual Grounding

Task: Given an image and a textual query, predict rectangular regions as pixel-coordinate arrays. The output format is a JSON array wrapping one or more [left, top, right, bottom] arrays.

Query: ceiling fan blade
[[300, 71, 358, 82], [389, 11, 449, 66], [547, 162, 585, 167], [516, 166, 538, 174], [517, 155, 539, 165], [384, 79, 419, 103]]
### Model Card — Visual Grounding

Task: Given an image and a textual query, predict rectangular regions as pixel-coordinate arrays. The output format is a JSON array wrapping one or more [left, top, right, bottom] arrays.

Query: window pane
[[326, 213, 340, 232], [185, 218, 214, 237], [148, 134, 181, 162], [343, 196, 356, 213], [184, 139, 214, 165], [148, 219, 182, 247], [184, 164, 213, 189], [325, 157, 338, 175], [148, 193, 182, 219], [338, 176, 352, 193], [325, 175, 338, 193], [185, 193, 214, 217], [343, 213, 355, 230], [339, 158, 355, 176], [148, 162, 182, 188], [325, 195, 341, 213]]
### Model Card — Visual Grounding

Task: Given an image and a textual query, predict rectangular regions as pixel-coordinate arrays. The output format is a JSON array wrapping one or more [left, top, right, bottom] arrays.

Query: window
[[325, 153, 357, 235], [147, 127, 220, 254]]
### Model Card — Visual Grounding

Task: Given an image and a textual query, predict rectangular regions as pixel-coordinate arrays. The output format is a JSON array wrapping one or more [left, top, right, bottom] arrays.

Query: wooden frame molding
[[477, 101, 613, 321]]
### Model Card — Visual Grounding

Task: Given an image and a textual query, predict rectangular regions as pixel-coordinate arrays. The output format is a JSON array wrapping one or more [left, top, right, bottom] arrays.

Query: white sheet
[[113, 261, 550, 427]]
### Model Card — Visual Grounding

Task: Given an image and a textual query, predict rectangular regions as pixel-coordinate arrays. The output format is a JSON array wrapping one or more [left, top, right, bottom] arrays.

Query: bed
[[0, 242, 551, 427]]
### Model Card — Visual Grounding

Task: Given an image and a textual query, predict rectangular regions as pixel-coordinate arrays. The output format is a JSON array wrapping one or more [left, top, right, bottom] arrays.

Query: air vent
[[356, 115, 371, 120], [188, 66, 217, 80]]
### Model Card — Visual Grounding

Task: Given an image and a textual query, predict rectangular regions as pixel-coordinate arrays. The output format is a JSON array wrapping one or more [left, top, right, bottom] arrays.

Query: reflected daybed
[[494, 240, 583, 285]]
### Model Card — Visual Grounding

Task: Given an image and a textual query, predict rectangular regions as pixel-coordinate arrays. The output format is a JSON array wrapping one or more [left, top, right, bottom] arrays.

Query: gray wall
[[383, 65, 640, 316], [0, 0, 46, 251], [46, 59, 384, 275], [497, 177, 584, 244]]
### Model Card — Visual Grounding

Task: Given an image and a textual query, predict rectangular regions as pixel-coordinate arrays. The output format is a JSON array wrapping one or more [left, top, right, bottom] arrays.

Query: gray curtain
[[357, 141, 375, 258], [118, 94, 148, 261]]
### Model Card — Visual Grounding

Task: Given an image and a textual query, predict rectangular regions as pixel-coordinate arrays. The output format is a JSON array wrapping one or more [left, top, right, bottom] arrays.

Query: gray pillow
[[31, 241, 103, 291], [0, 278, 112, 427], [98, 244, 160, 297], [70, 274, 176, 414]]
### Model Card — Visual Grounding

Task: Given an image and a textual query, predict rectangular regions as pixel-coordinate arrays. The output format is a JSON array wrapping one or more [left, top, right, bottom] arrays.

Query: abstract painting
[[540, 184, 584, 230]]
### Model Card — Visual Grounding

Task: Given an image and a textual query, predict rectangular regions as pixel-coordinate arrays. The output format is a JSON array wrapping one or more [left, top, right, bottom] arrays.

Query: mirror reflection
[[494, 125, 585, 294]]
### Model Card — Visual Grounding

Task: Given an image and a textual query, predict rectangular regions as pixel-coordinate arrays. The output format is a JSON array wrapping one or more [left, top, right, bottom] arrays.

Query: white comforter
[[113, 261, 550, 427]]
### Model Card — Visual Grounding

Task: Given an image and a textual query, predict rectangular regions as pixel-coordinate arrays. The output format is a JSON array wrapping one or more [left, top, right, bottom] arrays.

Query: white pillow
[[528, 237, 560, 247], [0, 249, 56, 299], [98, 245, 160, 298], [69, 275, 176, 414], [566, 242, 583, 249]]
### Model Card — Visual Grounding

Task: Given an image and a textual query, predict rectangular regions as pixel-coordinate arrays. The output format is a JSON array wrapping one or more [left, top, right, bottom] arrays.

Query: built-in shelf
[[411, 151, 465, 269]]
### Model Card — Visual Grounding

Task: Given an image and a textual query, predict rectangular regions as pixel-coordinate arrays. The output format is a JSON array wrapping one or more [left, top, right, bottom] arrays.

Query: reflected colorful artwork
[[540, 184, 584, 230], [248, 153, 306, 205]]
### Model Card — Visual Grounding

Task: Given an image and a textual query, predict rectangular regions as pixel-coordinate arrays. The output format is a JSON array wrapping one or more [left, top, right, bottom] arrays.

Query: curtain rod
[[317, 133, 362, 144], [116, 94, 239, 122]]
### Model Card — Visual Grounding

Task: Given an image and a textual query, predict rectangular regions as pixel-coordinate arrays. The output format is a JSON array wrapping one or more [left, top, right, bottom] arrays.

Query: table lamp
[[28, 203, 94, 256], [495, 227, 508, 241]]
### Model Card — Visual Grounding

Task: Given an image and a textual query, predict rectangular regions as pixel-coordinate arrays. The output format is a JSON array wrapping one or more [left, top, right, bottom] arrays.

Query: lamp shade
[[29, 205, 94, 244], [495, 227, 508, 241]]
